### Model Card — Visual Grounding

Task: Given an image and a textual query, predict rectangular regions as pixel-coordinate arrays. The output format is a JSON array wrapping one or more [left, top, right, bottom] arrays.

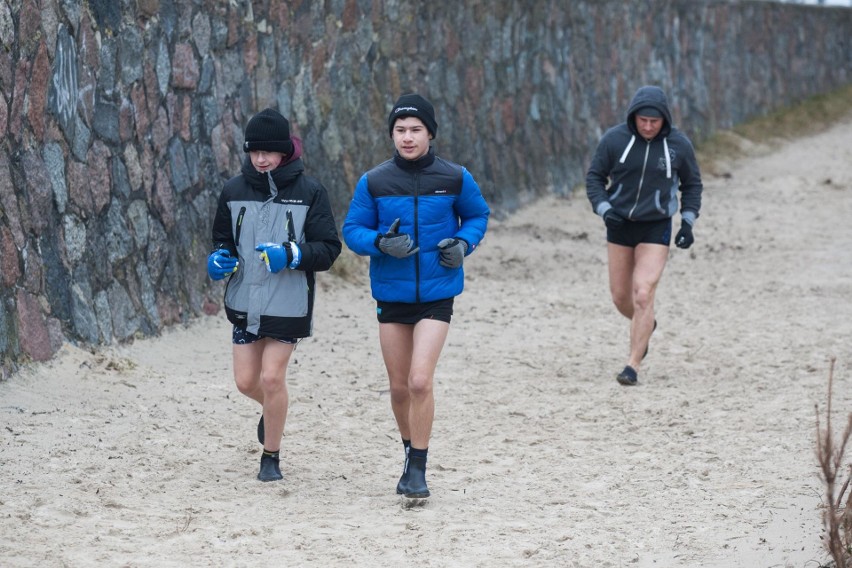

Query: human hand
[[675, 222, 694, 249], [437, 238, 467, 268], [603, 209, 625, 229], [207, 249, 238, 280], [376, 218, 419, 258], [256, 242, 301, 272]]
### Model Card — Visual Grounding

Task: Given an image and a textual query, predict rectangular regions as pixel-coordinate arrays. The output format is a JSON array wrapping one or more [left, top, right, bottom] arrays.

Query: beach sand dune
[[2, 119, 851, 567]]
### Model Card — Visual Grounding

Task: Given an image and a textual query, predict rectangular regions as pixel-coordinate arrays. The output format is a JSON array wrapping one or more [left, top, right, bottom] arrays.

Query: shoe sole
[[403, 492, 430, 499], [258, 475, 283, 482]]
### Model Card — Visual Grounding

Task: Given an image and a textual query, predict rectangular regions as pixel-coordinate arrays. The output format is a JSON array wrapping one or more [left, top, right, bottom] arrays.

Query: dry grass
[[816, 357, 852, 567], [696, 83, 852, 177]]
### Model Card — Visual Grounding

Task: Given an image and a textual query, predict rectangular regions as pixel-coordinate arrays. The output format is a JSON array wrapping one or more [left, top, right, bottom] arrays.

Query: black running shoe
[[616, 365, 639, 386]]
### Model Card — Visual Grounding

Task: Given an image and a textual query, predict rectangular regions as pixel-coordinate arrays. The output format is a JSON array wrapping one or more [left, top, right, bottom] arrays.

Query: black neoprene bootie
[[257, 453, 282, 482], [396, 454, 409, 495], [400, 455, 430, 498]]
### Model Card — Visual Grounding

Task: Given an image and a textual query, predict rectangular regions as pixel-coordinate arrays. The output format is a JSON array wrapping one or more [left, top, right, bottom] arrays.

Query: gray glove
[[437, 238, 468, 268], [376, 218, 419, 258]]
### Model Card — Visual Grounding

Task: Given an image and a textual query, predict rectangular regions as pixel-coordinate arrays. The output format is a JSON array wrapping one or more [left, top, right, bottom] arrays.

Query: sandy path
[[1, 118, 851, 567]]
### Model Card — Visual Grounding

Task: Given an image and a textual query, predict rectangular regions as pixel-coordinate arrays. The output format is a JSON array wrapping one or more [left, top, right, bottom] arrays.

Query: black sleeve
[[211, 188, 236, 256], [585, 136, 614, 215], [298, 184, 342, 272]]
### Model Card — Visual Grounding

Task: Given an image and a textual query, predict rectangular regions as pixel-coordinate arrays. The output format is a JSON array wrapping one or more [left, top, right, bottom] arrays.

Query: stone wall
[[0, 0, 849, 372]]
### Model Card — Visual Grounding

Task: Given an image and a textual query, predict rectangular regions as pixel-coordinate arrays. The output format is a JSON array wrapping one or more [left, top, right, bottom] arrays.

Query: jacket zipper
[[628, 141, 651, 220], [414, 172, 421, 303], [286, 209, 296, 243], [234, 206, 246, 247]]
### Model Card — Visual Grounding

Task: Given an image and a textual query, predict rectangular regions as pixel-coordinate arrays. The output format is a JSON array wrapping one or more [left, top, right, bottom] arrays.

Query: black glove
[[375, 218, 419, 258], [437, 238, 468, 269], [603, 209, 625, 229], [675, 222, 694, 249]]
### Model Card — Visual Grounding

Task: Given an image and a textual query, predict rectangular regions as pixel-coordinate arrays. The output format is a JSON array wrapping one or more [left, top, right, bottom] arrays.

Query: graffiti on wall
[[48, 24, 78, 137]]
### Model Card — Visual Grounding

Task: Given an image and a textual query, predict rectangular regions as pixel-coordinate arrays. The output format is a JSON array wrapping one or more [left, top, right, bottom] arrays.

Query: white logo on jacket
[[658, 148, 676, 171]]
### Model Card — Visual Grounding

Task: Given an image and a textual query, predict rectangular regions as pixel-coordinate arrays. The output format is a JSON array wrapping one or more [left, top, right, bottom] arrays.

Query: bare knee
[[632, 286, 655, 312], [235, 374, 259, 397], [389, 381, 409, 405], [611, 290, 633, 318], [408, 374, 433, 399], [259, 371, 286, 395]]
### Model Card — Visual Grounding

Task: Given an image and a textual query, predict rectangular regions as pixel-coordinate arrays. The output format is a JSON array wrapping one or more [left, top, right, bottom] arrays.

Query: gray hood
[[626, 85, 672, 138]]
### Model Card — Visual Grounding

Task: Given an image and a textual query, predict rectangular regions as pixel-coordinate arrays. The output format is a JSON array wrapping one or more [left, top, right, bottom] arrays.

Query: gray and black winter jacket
[[211, 151, 341, 339], [586, 85, 703, 226]]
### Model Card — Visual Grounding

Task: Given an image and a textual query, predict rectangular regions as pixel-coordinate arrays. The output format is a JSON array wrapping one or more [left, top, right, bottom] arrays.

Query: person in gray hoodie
[[586, 85, 703, 386]]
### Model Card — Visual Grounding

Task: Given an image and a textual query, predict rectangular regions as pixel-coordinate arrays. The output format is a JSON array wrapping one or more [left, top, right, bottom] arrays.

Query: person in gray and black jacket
[[208, 108, 341, 481], [586, 85, 703, 386]]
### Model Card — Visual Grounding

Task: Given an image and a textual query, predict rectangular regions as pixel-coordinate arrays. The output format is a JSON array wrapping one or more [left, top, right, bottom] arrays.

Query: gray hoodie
[[586, 86, 702, 226]]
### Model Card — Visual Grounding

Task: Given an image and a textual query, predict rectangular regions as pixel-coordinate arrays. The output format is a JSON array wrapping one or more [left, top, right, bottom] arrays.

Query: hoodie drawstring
[[620, 134, 672, 180], [619, 135, 635, 164]]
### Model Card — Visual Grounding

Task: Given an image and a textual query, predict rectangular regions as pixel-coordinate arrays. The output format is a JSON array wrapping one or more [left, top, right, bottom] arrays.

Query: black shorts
[[376, 298, 454, 324], [232, 325, 298, 345], [607, 218, 672, 248]]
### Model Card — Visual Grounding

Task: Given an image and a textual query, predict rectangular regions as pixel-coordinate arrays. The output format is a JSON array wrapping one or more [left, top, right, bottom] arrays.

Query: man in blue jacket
[[586, 86, 703, 386], [343, 93, 490, 498]]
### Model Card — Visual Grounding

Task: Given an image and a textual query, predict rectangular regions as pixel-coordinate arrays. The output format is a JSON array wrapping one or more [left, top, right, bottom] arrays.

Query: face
[[249, 150, 285, 173], [635, 115, 664, 141], [392, 117, 432, 160]]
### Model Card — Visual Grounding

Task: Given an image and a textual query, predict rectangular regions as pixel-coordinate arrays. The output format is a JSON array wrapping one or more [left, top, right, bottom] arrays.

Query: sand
[[1, 118, 851, 567]]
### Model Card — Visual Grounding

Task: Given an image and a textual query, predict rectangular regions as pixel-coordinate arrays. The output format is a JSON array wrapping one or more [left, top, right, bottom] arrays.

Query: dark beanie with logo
[[243, 108, 294, 156], [388, 94, 437, 139]]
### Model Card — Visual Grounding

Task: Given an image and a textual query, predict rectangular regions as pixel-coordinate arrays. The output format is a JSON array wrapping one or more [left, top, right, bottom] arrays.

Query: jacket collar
[[241, 156, 304, 195], [393, 147, 435, 171]]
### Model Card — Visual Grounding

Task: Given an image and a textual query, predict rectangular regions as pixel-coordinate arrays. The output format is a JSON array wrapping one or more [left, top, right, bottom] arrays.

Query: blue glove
[[207, 249, 238, 280], [256, 242, 301, 273]]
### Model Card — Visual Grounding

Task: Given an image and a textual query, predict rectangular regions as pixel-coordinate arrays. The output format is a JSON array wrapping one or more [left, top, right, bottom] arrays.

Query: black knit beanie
[[388, 94, 437, 139], [243, 108, 294, 155]]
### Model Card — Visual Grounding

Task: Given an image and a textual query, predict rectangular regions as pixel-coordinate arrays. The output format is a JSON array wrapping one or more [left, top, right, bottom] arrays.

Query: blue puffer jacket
[[343, 149, 490, 303]]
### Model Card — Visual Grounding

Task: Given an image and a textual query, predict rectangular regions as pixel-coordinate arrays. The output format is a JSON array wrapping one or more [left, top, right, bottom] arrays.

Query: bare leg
[[379, 319, 449, 449], [607, 243, 636, 319], [407, 319, 450, 448], [233, 341, 265, 404], [626, 244, 669, 371], [380, 323, 414, 441], [257, 340, 293, 452], [233, 339, 293, 451]]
